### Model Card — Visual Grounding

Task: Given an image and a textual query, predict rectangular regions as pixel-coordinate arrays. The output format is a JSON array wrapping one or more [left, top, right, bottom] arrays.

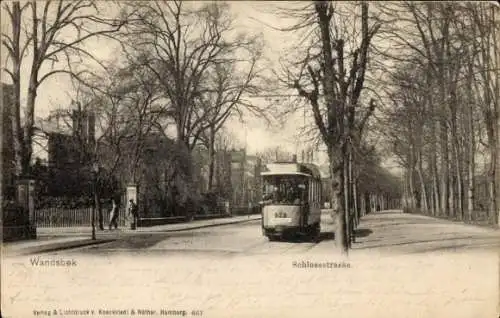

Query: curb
[[4, 239, 116, 257], [137, 216, 262, 233], [35, 217, 263, 236]]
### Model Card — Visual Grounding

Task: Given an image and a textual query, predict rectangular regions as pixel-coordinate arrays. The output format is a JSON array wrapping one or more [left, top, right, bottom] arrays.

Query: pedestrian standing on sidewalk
[[108, 197, 119, 230], [128, 199, 138, 230]]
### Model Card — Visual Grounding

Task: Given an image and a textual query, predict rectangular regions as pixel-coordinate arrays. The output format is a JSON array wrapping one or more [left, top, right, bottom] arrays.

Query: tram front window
[[262, 175, 308, 205]]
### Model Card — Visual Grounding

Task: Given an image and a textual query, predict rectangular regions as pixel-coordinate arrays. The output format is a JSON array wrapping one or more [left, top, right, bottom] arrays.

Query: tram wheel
[[309, 224, 321, 242], [267, 235, 279, 242]]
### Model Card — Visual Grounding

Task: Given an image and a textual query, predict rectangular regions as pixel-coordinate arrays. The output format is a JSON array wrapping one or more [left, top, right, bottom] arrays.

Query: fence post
[[126, 185, 138, 229], [16, 179, 37, 239]]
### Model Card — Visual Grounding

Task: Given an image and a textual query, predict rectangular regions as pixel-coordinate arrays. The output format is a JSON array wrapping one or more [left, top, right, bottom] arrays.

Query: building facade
[[192, 147, 263, 211], [46, 108, 96, 196], [229, 148, 262, 209]]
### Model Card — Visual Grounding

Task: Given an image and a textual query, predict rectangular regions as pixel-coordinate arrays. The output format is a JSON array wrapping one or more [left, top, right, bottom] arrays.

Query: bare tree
[[273, 1, 380, 253], [120, 1, 250, 151], [2, 1, 130, 177], [2, 2, 26, 179], [196, 38, 265, 191]]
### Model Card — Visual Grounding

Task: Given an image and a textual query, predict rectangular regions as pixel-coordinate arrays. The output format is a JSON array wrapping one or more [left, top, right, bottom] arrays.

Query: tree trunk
[[448, 132, 456, 218], [207, 126, 216, 191], [466, 49, 476, 222], [359, 189, 365, 217], [488, 143, 498, 224], [10, 2, 24, 178], [24, 32, 41, 176], [417, 152, 429, 212], [345, 141, 354, 245], [330, 147, 348, 254], [353, 176, 359, 227], [403, 170, 409, 211], [450, 100, 464, 220], [95, 188, 104, 230], [467, 146, 475, 222], [439, 120, 450, 217], [408, 162, 416, 211], [431, 136, 440, 214], [426, 64, 440, 216], [364, 192, 370, 216], [343, 155, 350, 246], [456, 151, 464, 221], [315, 1, 349, 254]]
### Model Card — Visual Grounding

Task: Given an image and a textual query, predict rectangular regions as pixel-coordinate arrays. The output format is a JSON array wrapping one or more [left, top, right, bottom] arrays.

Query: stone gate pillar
[[126, 184, 138, 229], [16, 179, 37, 239]]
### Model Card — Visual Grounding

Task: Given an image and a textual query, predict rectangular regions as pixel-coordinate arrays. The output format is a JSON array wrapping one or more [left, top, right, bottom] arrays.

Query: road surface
[[2, 210, 499, 318]]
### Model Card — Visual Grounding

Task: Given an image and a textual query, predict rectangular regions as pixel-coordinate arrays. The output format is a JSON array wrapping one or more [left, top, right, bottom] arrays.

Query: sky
[[1, 1, 401, 172]]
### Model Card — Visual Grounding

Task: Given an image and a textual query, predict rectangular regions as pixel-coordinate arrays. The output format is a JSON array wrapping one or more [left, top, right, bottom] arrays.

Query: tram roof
[[261, 162, 322, 179]]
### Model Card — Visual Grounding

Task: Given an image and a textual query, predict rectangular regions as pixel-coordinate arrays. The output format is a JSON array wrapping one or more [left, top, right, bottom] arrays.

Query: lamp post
[[91, 163, 99, 240]]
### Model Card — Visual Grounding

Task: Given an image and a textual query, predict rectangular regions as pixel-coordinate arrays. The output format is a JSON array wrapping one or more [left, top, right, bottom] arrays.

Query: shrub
[[3, 201, 28, 225], [35, 196, 93, 209]]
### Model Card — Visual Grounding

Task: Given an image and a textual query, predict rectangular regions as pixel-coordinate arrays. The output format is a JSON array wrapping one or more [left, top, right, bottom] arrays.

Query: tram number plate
[[272, 217, 291, 224]]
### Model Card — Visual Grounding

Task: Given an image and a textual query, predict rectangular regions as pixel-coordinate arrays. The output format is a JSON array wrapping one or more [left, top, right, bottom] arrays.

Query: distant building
[[46, 108, 96, 196], [47, 107, 95, 168], [214, 150, 232, 197], [229, 148, 262, 208], [192, 147, 263, 210], [72, 109, 95, 146], [47, 132, 81, 169], [1, 83, 15, 198]]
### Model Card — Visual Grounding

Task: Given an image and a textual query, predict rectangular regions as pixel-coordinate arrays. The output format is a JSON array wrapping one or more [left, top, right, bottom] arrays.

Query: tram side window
[[316, 181, 318, 202], [309, 179, 313, 203], [317, 181, 319, 202], [312, 180, 315, 203], [316, 180, 319, 203], [318, 180, 321, 203], [311, 181, 314, 203], [315, 181, 318, 203]]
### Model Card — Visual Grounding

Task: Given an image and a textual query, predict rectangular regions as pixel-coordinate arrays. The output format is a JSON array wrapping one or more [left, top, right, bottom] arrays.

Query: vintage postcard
[[1, 1, 499, 317]]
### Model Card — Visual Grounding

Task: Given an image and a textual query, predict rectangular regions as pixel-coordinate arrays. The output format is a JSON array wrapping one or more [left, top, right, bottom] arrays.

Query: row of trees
[[263, 1, 499, 253], [380, 2, 500, 226]]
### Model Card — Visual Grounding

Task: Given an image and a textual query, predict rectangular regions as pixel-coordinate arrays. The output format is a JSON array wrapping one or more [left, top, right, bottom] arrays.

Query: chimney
[[292, 154, 297, 163]]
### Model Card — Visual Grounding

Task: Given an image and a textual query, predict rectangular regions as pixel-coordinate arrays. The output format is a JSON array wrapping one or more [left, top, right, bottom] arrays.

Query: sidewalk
[[2, 236, 116, 257], [350, 209, 500, 254], [135, 214, 261, 233], [2, 214, 261, 257]]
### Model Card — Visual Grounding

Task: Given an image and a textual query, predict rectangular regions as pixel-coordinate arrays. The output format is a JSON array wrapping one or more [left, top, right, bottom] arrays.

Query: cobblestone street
[[2, 210, 498, 318]]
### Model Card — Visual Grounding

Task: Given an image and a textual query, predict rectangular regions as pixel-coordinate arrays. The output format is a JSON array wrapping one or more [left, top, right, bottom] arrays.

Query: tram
[[260, 161, 322, 241]]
